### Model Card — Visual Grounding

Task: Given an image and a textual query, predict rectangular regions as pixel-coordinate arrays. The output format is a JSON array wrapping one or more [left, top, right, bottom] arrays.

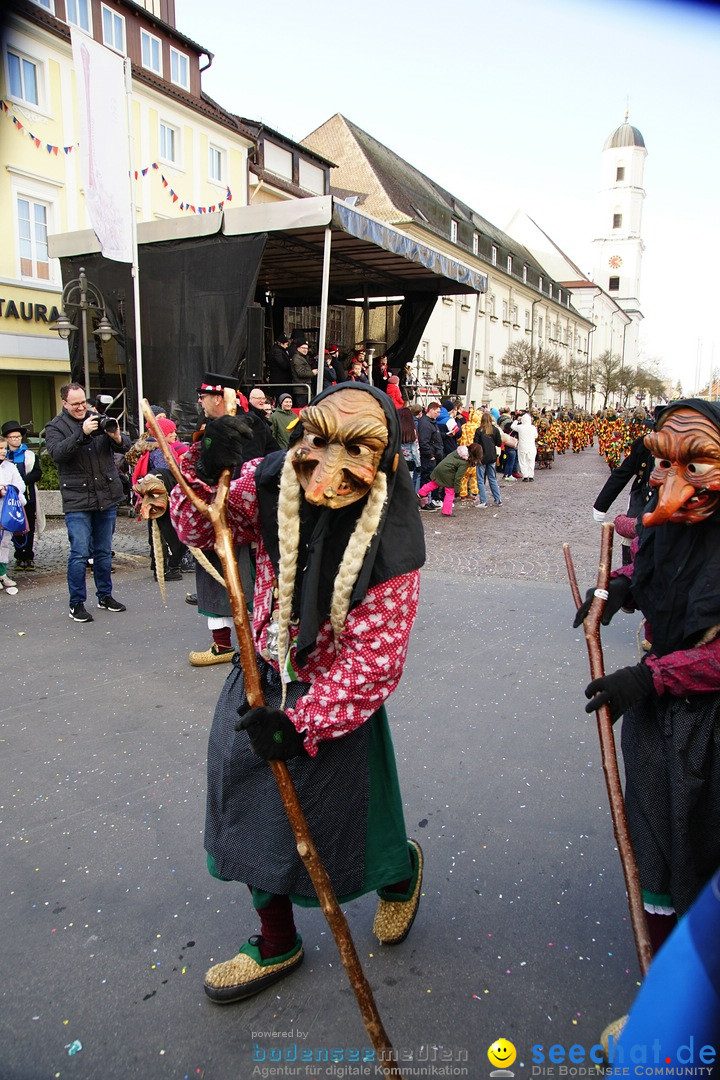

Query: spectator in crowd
[[348, 359, 370, 384], [270, 393, 297, 450], [398, 406, 420, 490], [289, 340, 317, 407], [417, 401, 444, 500], [0, 433, 26, 590], [267, 332, 292, 398], [372, 354, 389, 392], [45, 383, 130, 623], [1, 420, 42, 571], [386, 374, 404, 409], [473, 411, 503, 508], [418, 444, 483, 516], [437, 399, 462, 457]]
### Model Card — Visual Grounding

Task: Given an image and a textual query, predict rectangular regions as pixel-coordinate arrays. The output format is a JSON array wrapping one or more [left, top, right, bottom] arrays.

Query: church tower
[[591, 114, 647, 367]]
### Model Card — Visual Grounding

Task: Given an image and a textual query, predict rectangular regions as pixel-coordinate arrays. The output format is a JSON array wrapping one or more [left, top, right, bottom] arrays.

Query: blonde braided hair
[[329, 470, 387, 647]]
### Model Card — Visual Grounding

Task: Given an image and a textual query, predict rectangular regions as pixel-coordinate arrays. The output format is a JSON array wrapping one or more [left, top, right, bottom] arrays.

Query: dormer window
[[170, 48, 189, 90], [450, 220, 458, 244], [141, 29, 162, 75]]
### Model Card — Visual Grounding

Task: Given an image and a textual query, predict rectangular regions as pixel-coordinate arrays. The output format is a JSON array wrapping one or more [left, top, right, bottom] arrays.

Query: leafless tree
[[491, 341, 561, 409]]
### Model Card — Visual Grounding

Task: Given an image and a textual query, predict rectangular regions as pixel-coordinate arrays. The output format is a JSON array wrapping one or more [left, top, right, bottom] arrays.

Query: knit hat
[[156, 417, 177, 437], [277, 393, 293, 407], [293, 338, 308, 348], [150, 405, 166, 417], [457, 445, 469, 460], [388, 375, 400, 384]]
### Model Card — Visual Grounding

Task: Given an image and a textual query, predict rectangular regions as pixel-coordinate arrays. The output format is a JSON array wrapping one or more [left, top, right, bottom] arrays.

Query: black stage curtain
[[61, 232, 266, 434]]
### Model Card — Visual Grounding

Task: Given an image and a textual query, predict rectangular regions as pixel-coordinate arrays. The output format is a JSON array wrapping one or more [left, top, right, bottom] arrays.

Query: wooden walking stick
[[142, 399, 404, 1079], [564, 525, 652, 977]]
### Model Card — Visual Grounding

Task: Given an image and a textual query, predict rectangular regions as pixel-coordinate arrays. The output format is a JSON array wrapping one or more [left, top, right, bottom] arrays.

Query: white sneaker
[[0, 574, 16, 588]]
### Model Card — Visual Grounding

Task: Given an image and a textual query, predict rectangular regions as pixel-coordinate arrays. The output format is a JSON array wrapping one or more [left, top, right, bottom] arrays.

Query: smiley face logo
[[488, 1039, 517, 1070]]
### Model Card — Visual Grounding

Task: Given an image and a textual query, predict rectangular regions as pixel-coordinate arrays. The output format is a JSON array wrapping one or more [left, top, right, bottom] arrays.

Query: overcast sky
[[174, 0, 720, 393]]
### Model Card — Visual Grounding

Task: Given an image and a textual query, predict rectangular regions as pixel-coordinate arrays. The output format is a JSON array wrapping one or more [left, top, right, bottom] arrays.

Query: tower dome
[[603, 121, 645, 151]]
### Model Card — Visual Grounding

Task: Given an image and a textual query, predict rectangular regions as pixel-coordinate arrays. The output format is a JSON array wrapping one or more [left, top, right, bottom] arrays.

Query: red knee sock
[[212, 627, 232, 651], [252, 892, 297, 959], [645, 911, 677, 955]]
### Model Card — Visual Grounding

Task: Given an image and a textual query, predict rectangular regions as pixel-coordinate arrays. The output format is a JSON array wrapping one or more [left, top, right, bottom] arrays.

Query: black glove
[[196, 416, 252, 484], [573, 576, 632, 628], [584, 663, 654, 723], [235, 706, 306, 760]]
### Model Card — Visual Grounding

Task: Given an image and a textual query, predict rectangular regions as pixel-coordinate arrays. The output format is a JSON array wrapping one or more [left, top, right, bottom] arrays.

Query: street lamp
[[50, 267, 118, 397]]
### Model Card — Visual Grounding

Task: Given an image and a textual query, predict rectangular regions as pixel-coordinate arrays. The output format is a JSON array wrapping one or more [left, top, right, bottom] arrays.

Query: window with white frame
[[208, 144, 224, 183], [491, 245, 497, 266], [502, 300, 509, 322], [507, 255, 512, 274], [141, 29, 162, 75], [29, 0, 54, 10], [538, 317, 543, 337], [539, 276, 543, 293], [7, 47, 41, 107], [511, 304, 518, 326], [101, 5, 125, 54], [523, 264, 528, 283], [472, 233, 478, 256], [488, 294, 496, 317], [525, 309, 531, 331], [450, 220, 458, 244], [159, 121, 179, 164], [17, 196, 50, 280], [66, 0, 91, 32], [170, 47, 189, 89]]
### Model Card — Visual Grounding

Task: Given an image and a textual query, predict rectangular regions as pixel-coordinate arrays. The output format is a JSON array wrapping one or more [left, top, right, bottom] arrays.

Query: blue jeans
[[476, 463, 502, 505], [502, 448, 518, 477], [65, 508, 116, 606]]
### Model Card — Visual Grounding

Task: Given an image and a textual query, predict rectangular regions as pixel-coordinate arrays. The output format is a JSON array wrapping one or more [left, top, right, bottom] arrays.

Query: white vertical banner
[[71, 29, 133, 263]]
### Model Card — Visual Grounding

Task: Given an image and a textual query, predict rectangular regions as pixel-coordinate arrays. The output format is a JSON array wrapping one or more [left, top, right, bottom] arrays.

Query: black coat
[[594, 432, 653, 517], [45, 409, 130, 513], [417, 414, 443, 462], [267, 342, 292, 385]]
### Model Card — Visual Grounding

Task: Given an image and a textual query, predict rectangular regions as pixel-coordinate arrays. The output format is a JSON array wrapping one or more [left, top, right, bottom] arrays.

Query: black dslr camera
[[91, 415, 118, 435]]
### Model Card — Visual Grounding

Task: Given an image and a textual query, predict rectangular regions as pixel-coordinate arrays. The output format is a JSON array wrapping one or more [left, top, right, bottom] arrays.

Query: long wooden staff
[[142, 399, 403, 1079], [564, 525, 652, 976]]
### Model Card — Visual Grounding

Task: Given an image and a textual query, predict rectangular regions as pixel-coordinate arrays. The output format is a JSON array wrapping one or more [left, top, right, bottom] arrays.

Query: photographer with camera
[[45, 382, 130, 623]]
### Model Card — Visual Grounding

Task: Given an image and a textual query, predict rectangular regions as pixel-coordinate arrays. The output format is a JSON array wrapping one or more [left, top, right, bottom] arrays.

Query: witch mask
[[291, 388, 389, 509], [643, 407, 720, 526]]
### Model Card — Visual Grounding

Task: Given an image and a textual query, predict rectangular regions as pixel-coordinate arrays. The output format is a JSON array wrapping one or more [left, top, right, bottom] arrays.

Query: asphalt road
[[0, 446, 645, 1080]]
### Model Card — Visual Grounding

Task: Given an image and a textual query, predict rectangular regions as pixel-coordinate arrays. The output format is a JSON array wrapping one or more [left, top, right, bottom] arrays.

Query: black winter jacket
[[45, 409, 130, 513], [417, 414, 443, 462]]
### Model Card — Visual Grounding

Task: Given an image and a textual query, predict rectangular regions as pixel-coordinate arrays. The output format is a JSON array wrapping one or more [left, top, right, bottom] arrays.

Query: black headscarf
[[632, 398, 720, 656], [253, 382, 426, 664]]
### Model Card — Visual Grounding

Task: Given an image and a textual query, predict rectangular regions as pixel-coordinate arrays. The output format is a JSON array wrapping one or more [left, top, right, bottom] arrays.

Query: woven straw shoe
[[600, 1015, 628, 1062], [188, 644, 234, 666], [204, 935, 304, 1003], [373, 839, 423, 945]]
